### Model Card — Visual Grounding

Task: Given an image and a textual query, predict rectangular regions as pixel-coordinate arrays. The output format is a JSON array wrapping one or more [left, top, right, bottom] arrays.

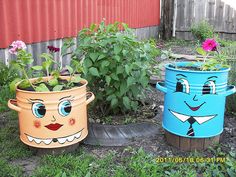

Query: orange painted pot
[[8, 76, 95, 148]]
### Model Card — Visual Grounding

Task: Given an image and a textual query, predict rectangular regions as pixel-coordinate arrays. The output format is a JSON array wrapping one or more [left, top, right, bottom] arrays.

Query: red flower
[[47, 45, 60, 53], [202, 39, 218, 52]]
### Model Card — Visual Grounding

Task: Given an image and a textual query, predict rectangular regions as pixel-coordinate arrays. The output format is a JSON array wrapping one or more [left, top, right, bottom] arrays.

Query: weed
[[191, 20, 215, 41]]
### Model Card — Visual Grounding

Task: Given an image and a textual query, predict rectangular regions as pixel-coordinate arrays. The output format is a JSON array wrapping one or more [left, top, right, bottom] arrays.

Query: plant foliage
[[191, 20, 215, 41], [71, 22, 160, 114]]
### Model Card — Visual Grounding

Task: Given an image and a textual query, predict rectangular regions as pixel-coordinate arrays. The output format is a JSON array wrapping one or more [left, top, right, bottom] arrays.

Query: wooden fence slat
[[175, 0, 236, 40]]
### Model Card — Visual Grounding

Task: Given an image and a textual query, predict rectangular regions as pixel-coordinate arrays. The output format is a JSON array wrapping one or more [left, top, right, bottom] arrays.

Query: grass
[[0, 85, 15, 112], [31, 147, 236, 177]]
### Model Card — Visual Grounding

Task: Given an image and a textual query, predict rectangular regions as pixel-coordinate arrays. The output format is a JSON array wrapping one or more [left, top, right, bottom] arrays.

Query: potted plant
[[7, 40, 95, 148], [156, 39, 236, 151], [63, 22, 161, 146]]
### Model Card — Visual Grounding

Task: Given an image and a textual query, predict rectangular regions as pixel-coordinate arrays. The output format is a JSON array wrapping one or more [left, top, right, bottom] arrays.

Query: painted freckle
[[34, 120, 41, 128], [69, 118, 75, 125]]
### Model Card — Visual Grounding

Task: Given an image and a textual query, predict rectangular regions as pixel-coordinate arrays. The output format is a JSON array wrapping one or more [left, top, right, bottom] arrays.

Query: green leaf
[[48, 78, 58, 87], [125, 65, 130, 74], [71, 75, 81, 83], [119, 81, 127, 96], [114, 45, 122, 54], [18, 79, 31, 89], [111, 73, 119, 81], [127, 77, 135, 87], [31, 65, 43, 71], [89, 67, 100, 76], [35, 83, 50, 92], [89, 53, 99, 62], [53, 85, 64, 91], [101, 61, 110, 69], [196, 47, 207, 56], [111, 97, 118, 108], [114, 55, 120, 62], [116, 66, 124, 74], [10, 78, 22, 92], [98, 54, 106, 60], [84, 58, 93, 68], [66, 65, 74, 74], [123, 96, 131, 109], [105, 76, 111, 85]]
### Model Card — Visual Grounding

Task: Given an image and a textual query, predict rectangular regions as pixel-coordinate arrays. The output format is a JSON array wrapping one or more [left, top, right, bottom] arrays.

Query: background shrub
[[223, 47, 236, 114], [76, 22, 160, 115], [0, 62, 19, 112], [190, 20, 215, 41]]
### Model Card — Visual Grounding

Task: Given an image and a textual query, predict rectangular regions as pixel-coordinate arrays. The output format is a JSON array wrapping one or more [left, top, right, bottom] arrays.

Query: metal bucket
[[8, 76, 95, 148], [156, 62, 236, 138]]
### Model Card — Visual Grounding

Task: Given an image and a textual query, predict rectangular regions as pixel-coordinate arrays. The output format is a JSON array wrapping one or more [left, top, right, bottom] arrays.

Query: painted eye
[[176, 78, 190, 93], [202, 81, 216, 94], [58, 100, 72, 116], [32, 102, 46, 118]]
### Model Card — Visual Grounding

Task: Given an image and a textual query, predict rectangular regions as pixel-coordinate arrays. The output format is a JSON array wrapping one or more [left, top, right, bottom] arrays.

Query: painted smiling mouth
[[45, 123, 63, 131], [184, 101, 206, 111], [169, 109, 217, 124], [25, 129, 83, 145]]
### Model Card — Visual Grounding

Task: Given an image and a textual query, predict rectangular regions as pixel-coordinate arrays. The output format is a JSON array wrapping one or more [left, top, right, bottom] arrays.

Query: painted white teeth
[[33, 138, 42, 144], [74, 132, 82, 139], [67, 135, 75, 142], [26, 129, 83, 145], [27, 135, 34, 142], [42, 139, 52, 145], [57, 137, 67, 144]]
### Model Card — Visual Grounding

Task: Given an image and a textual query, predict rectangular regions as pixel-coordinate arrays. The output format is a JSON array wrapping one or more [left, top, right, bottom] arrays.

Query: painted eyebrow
[[59, 95, 72, 101], [176, 74, 187, 78], [207, 76, 218, 80], [28, 99, 44, 102]]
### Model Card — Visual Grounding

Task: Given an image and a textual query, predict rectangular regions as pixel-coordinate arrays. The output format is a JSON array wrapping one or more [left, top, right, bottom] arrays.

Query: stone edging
[[83, 122, 161, 146]]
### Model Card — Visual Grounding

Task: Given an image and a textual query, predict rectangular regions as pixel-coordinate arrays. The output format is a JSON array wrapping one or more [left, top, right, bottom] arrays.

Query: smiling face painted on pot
[[164, 73, 224, 137], [19, 94, 88, 148]]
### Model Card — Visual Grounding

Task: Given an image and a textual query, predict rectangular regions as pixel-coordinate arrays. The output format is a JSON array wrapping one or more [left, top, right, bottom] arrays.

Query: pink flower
[[202, 38, 218, 52], [9, 40, 26, 55]]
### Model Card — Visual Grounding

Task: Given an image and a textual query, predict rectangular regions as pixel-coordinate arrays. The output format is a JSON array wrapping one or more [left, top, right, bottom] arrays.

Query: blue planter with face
[[156, 62, 236, 138]]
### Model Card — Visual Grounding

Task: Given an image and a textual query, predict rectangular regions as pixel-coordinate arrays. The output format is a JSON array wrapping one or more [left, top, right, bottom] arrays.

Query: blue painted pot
[[156, 62, 236, 138]]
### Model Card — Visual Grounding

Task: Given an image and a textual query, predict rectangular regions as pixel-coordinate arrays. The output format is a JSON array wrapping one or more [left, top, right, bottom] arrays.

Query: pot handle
[[225, 85, 236, 97], [8, 99, 21, 112], [86, 92, 95, 105], [156, 81, 167, 93]]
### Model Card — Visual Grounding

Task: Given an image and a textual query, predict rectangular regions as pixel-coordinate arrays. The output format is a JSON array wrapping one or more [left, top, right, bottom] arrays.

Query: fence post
[[160, 0, 174, 40]]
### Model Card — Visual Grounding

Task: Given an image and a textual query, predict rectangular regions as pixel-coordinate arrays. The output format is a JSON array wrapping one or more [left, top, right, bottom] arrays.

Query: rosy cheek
[[69, 118, 75, 126], [34, 120, 41, 128]]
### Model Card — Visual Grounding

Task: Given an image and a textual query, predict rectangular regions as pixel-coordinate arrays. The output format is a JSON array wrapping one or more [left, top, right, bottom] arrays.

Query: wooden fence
[[175, 0, 236, 40]]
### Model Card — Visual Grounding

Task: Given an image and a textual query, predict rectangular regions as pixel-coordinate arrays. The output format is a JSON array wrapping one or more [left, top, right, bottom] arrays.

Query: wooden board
[[165, 130, 220, 151]]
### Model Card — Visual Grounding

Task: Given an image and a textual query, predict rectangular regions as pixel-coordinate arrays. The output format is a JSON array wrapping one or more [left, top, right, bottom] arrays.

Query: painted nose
[[51, 115, 56, 122], [193, 94, 198, 101]]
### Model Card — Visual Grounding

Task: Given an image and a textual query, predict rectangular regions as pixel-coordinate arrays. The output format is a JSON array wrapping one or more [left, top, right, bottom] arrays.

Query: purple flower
[[9, 40, 26, 55], [48, 45, 60, 53], [202, 38, 218, 52]]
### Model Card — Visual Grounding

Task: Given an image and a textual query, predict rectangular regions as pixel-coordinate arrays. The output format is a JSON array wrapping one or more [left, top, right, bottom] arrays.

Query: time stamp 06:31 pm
[[156, 157, 226, 163]]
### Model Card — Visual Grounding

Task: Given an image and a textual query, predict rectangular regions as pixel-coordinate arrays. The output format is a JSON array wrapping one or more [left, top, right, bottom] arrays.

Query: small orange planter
[[8, 76, 94, 148]]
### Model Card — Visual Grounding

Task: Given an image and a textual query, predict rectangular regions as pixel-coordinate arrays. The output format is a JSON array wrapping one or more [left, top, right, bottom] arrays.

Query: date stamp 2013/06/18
[[156, 157, 226, 163]]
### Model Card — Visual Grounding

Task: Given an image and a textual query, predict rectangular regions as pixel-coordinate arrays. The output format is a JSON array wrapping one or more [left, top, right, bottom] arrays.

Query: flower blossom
[[9, 40, 27, 55], [202, 38, 218, 52], [48, 46, 60, 53]]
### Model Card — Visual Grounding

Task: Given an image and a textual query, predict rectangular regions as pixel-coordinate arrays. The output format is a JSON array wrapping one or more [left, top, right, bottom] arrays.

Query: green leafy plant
[[191, 20, 215, 41], [0, 62, 19, 86], [9, 41, 83, 92], [196, 38, 229, 71], [65, 22, 160, 115]]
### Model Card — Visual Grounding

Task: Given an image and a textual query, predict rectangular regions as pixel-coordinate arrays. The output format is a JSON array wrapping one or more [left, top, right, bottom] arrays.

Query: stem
[[22, 68, 36, 91]]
